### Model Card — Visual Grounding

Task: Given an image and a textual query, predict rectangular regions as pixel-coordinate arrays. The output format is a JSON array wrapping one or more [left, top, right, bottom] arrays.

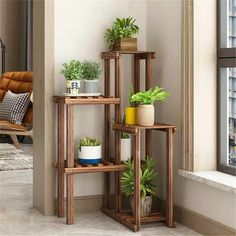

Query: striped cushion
[[0, 91, 30, 125]]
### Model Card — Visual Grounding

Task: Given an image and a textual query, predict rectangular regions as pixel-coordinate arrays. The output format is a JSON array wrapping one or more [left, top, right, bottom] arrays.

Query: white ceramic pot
[[66, 80, 81, 95], [137, 104, 154, 126], [121, 138, 131, 161], [83, 79, 99, 93], [78, 145, 101, 164]]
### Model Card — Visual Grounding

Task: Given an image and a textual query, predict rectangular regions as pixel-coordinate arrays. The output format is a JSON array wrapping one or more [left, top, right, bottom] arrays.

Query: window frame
[[217, 0, 236, 176]]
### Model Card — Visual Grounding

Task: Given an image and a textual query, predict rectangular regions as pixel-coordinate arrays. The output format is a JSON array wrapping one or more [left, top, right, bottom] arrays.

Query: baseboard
[[156, 198, 236, 236], [56, 195, 236, 235]]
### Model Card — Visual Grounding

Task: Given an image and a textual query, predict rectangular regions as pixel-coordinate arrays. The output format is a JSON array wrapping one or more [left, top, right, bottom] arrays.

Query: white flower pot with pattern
[[66, 80, 81, 95]]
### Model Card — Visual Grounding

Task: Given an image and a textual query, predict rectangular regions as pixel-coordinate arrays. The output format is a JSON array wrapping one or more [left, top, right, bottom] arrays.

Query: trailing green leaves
[[130, 86, 170, 105]]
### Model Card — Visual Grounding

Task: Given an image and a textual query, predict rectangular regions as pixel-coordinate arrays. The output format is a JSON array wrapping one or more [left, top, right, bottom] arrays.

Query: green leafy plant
[[128, 84, 136, 107], [60, 60, 82, 80], [104, 16, 140, 49], [81, 60, 101, 80], [131, 86, 170, 105], [78, 137, 102, 151], [121, 157, 157, 198]]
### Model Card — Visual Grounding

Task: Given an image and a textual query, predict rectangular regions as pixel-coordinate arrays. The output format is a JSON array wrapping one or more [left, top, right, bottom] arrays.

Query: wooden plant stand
[[53, 51, 176, 232]]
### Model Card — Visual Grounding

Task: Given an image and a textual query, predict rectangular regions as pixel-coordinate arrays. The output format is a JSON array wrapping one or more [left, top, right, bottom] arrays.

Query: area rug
[[0, 143, 33, 171]]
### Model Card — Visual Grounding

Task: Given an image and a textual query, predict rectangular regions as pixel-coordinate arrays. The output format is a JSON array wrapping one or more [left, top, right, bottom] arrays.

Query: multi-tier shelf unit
[[53, 50, 176, 232]]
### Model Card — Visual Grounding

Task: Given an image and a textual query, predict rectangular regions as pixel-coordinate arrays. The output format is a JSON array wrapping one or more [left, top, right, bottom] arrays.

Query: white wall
[[147, 0, 236, 230], [54, 0, 147, 196]]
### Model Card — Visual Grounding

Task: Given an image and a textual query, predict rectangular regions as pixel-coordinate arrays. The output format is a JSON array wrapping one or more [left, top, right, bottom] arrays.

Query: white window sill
[[178, 170, 236, 194]]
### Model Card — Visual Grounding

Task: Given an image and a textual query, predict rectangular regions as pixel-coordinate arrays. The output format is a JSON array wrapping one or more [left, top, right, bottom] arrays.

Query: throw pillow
[[0, 91, 30, 125]]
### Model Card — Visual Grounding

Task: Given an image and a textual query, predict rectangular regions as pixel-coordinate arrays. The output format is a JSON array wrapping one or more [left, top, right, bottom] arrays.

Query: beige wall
[[0, 0, 22, 72]]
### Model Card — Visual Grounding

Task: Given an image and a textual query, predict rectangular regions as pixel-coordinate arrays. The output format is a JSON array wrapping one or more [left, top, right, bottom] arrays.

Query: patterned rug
[[0, 143, 33, 171]]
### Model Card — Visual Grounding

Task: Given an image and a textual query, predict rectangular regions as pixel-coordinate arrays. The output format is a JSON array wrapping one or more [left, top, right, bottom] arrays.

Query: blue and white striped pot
[[78, 145, 102, 164], [66, 80, 81, 95]]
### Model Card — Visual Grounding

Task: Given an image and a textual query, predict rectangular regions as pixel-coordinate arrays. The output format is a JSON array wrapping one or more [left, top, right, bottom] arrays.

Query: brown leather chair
[[0, 71, 33, 148]]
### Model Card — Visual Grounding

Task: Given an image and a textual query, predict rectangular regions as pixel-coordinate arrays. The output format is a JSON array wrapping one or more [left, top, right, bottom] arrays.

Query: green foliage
[[128, 84, 136, 107], [121, 132, 130, 139], [121, 157, 157, 198], [104, 16, 140, 49], [78, 137, 102, 151], [81, 60, 101, 80], [60, 60, 82, 80], [131, 86, 170, 105]]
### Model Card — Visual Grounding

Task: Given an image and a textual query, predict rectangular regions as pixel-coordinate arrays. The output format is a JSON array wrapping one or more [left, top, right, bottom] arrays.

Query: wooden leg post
[[103, 59, 110, 209], [134, 130, 141, 231], [66, 105, 74, 225], [166, 128, 174, 227], [58, 100, 65, 217], [145, 54, 152, 158]]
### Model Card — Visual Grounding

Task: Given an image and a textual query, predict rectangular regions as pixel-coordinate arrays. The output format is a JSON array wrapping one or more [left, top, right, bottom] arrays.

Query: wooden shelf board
[[53, 95, 120, 105], [113, 122, 176, 134], [101, 208, 166, 232], [101, 51, 156, 59], [53, 160, 126, 174]]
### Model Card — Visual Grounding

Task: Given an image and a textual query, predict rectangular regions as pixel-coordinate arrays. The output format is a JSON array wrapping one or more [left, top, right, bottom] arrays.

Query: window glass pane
[[220, 0, 236, 48], [219, 67, 236, 168], [228, 68, 236, 166]]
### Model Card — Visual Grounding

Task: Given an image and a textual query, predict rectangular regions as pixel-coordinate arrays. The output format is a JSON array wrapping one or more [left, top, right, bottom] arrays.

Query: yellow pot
[[125, 107, 137, 125]]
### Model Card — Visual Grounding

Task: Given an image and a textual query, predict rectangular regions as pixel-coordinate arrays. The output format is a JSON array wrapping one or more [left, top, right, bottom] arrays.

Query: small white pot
[[83, 79, 99, 93], [137, 104, 155, 126], [121, 138, 131, 161], [78, 145, 102, 164], [66, 80, 81, 95]]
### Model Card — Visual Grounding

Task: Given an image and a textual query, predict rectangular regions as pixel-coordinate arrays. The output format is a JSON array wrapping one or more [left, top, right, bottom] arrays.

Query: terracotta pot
[[130, 195, 152, 217], [66, 80, 81, 95], [137, 104, 154, 126], [125, 107, 137, 125]]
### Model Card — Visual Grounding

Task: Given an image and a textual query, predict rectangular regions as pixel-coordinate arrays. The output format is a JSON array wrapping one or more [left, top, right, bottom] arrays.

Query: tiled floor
[[0, 145, 202, 236]]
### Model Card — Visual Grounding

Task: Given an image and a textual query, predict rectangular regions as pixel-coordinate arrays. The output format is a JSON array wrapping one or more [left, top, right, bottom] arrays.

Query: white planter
[[66, 80, 81, 95], [137, 104, 155, 126], [78, 145, 102, 164], [121, 138, 131, 161], [83, 79, 99, 93]]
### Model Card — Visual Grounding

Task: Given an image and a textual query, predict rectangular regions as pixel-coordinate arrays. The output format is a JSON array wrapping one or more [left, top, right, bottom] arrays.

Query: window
[[218, 0, 236, 175]]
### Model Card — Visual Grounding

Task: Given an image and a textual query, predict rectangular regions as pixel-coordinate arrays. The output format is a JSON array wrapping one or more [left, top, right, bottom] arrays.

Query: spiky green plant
[[104, 16, 140, 49], [78, 137, 102, 151], [121, 157, 157, 198], [60, 60, 82, 80], [131, 86, 170, 105], [81, 60, 101, 80]]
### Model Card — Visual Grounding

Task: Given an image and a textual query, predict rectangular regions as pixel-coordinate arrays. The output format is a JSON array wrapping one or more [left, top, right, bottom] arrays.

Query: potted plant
[[121, 157, 157, 217], [61, 60, 83, 95], [125, 85, 137, 125], [120, 132, 131, 162], [130, 86, 170, 126], [78, 137, 102, 164], [104, 16, 139, 51], [81, 60, 101, 93]]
